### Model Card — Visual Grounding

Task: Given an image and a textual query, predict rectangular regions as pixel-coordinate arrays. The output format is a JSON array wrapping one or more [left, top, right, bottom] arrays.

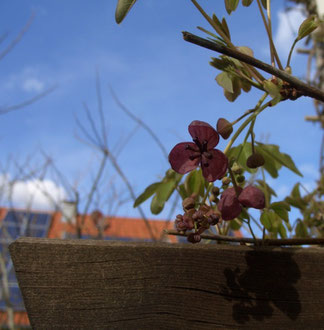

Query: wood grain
[[9, 237, 324, 329]]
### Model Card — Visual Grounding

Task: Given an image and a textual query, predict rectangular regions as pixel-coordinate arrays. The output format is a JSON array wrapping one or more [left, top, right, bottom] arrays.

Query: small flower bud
[[209, 194, 219, 203], [217, 118, 233, 140], [231, 164, 243, 175], [222, 176, 231, 186], [208, 213, 219, 225], [187, 233, 201, 244], [182, 197, 196, 210], [212, 186, 220, 196], [246, 153, 265, 168], [236, 175, 245, 183]]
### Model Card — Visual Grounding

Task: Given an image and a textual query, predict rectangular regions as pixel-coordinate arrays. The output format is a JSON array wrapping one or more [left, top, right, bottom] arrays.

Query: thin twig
[[165, 229, 324, 246], [0, 85, 57, 115], [0, 12, 35, 62], [109, 86, 168, 159], [182, 31, 324, 102]]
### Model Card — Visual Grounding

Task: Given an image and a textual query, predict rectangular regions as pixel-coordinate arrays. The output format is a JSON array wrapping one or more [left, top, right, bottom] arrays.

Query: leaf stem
[[224, 93, 270, 155], [256, 0, 283, 70]]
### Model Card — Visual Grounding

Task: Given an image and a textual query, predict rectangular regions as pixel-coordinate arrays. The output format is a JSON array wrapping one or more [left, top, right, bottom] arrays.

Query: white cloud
[[274, 5, 306, 57], [0, 177, 66, 211], [1, 66, 47, 94], [22, 77, 44, 93]]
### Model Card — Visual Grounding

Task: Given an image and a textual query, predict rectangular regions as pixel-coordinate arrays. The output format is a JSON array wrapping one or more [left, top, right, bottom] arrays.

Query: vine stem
[[165, 229, 324, 246]]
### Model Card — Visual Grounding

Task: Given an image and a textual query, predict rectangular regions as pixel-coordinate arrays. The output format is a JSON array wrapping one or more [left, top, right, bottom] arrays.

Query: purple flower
[[168, 120, 228, 182], [218, 185, 265, 221]]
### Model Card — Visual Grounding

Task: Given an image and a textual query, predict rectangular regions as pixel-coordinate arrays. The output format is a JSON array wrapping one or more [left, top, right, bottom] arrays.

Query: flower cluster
[[175, 196, 220, 243], [169, 119, 266, 243]]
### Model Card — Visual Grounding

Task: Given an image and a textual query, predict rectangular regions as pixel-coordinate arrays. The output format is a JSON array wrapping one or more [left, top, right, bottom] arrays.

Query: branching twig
[[182, 31, 324, 102], [109, 86, 169, 159]]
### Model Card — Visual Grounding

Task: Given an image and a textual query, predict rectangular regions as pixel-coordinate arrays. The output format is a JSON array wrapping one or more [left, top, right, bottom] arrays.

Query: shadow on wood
[[9, 237, 324, 329]]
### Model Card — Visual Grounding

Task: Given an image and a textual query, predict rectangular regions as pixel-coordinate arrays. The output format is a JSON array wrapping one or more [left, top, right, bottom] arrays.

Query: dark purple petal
[[239, 185, 265, 209], [188, 120, 219, 149], [221, 186, 243, 198], [201, 149, 228, 182], [218, 193, 242, 220], [169, 142, 200, 174]]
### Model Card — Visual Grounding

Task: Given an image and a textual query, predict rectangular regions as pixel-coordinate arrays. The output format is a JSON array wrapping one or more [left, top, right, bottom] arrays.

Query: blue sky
[[0, 1, 321, 228]]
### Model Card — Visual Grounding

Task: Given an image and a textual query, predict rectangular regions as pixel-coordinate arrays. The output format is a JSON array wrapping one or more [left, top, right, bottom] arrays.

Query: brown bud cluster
[[174, 199, 220, 244]]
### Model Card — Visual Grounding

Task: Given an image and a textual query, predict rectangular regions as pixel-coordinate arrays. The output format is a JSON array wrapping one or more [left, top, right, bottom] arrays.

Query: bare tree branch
[[0, 12, 35, 62], [109, 86, 169, 159]]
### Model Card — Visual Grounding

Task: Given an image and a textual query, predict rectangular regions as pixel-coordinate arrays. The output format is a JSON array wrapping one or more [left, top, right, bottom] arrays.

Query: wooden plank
[[9, 237, 324, 329]]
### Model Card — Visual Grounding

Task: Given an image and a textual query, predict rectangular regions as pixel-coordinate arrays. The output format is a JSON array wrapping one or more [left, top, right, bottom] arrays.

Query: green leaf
[[270, 201, 290, 223], [237, 46, 254, 57], [295, 219, 309, 238], [263, 80, 281, 99], [285, 183, 308, 210], [216, 72, 233, 93], [291, 182, 301, 198], [256, 180, 277, 198], [224, 77, 241, 101], [242, 0, 253, 6], [115, 0, 137, 24], [256, 143, 303, 177], [221, 17, 231, 40], [230, 218, 243, 230], [150, 179, 178, 215], [134, 182, 161, 208], [297, 16, 319, 41], [260, 210, 273, 230], [278, 222, 287, 238], [225, 0, 240, 15], [178, 184, 188, 200], [184, 169, 205, 197]]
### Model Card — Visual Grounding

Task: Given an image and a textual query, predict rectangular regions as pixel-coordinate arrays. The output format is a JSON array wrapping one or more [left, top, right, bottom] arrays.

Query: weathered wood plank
[[9, 237, 324, 329]]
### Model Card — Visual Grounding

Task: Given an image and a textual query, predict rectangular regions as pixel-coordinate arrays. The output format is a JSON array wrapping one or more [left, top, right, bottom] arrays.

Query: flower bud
[[217, 187, 243, 220], [222, 176, 231, 186], [187, 233, 201, 244], [182, 197, 195, 210], [238, 185, 265, 209], [212, 186, 220, 196], [246, 153, 265, 168], [236, 175, 245, 183], [216, 118, 233, 140], [231, 164, 243, 175]]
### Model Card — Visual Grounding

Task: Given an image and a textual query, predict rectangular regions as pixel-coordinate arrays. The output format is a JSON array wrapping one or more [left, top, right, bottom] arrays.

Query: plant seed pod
[[246, 153, 265, 168], [216, 118, 233, 140]]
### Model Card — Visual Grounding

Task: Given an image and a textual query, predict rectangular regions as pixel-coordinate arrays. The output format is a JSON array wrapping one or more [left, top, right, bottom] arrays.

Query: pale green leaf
[[115, 0, 137, 24]]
